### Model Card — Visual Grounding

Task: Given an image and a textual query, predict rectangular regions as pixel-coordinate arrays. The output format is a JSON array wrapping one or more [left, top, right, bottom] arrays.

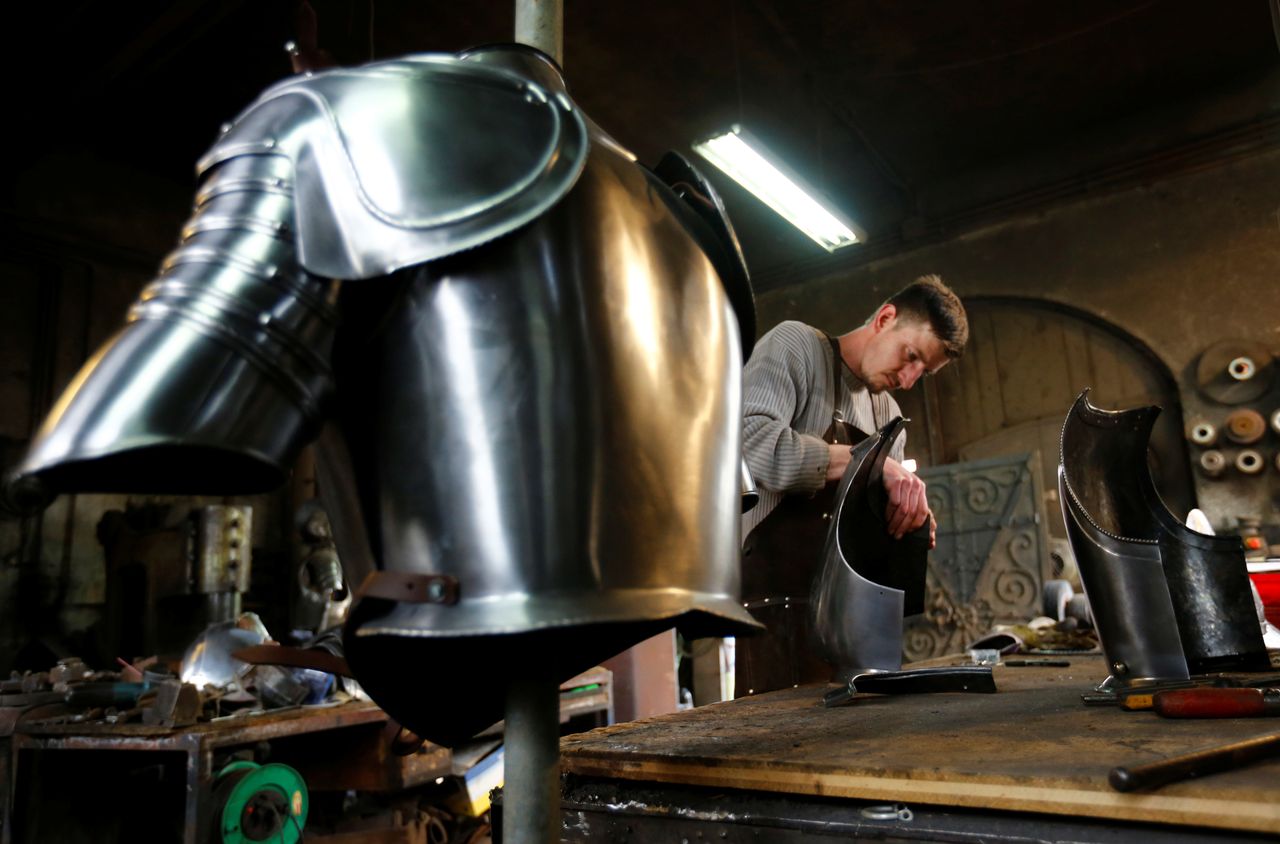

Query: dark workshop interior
[[2, 1, 1279, 841]]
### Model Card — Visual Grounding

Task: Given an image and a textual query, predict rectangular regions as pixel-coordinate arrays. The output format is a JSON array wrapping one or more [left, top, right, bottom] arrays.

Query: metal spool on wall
[[1224, 409, 1267, 445], [1196, 340, 1274, 405], [1236, 449, 1266, 476], [1188, 421, 1218, 446], [1200, 449, 1227, 478]]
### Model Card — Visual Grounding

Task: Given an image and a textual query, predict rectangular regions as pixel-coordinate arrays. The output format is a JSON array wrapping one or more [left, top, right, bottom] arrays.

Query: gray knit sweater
[[742, 320, 904, 537]]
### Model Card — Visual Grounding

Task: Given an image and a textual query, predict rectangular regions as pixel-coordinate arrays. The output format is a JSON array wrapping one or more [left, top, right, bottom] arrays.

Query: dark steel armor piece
[[1059, 390, 1268, 684], [810, 418, 929, 684]]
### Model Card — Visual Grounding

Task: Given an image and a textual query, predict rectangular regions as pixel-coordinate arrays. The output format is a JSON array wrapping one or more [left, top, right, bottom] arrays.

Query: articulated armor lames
[[12, 45, 760, 745]]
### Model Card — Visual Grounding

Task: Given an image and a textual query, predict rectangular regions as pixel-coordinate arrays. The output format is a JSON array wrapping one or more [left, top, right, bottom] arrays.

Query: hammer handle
[[1109, 732, 1280, 792], [1153, 688, 1271, 718]]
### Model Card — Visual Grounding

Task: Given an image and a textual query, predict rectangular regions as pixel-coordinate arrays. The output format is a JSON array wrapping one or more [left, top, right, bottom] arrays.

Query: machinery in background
[[1184, 339, 1280, 555], [290, 504, 350, 638], [97, 504, 254, 667]]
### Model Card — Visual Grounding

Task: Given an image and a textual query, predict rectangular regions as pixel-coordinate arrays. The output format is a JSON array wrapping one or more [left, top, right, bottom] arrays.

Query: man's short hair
[[882, 275, 969, 359]]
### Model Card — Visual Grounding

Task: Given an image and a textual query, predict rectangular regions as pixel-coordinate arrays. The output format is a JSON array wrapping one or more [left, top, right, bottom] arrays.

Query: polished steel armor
[[12, 147, 337, 499], [199, 51, 590, 280], [11, 44, 761, 745], [810, 418, 929, 684], [1059, 391, 1268, 685], [15, 49, 590, 499]]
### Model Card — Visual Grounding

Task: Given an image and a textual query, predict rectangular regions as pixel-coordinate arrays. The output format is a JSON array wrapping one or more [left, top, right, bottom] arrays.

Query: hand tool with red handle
[[1153, 687, 1280, 718]]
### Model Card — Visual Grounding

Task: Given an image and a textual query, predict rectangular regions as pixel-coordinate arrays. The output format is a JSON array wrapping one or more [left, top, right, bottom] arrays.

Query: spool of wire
[[1199, 450, 1226, 478], [1228, 356, 1257, 381], [212, 760, 308, 844], [1236, 449, 1265, 475], [1188, 421, 1218, 447], [1225, 409, 1266, 445]]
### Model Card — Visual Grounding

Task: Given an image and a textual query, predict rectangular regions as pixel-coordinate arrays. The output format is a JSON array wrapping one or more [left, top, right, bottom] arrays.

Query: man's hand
[[826, 443, 852, 482], [883, 457, 935, 548]]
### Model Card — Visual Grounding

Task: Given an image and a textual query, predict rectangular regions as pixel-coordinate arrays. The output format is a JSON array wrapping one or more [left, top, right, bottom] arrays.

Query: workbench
[[2, 666, 612, 844], [3, 700, 438, 844], [555, 655, 1280, 841]]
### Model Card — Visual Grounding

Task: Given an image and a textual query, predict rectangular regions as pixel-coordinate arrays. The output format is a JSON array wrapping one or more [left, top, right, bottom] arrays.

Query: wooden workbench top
[[559, 656, 1280, 835]]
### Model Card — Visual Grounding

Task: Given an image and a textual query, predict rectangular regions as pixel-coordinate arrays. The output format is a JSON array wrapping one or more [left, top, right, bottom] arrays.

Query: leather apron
[[737, 335, 874, 695]]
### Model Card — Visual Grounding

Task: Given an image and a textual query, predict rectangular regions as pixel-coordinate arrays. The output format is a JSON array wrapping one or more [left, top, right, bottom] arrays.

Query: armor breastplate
[[1059, 390, 1267, 685], [9, 45, 761, 745], [334, 98, 760, 743]]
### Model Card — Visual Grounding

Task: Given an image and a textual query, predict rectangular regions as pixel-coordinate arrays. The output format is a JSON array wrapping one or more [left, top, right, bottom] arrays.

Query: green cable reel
[[212, 760, 309, 844]]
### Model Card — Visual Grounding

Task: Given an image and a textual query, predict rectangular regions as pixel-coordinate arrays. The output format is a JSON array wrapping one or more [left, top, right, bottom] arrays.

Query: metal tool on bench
[[1085, 670, 1280, 707], [1109, 731, 1280, 792], [1150, 687, 1280, 718], [823, 665, 997, 707]]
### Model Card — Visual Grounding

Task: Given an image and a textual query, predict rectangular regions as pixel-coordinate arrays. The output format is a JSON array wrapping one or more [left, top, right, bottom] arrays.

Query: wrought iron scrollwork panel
[[905, 452, 1051, 662]]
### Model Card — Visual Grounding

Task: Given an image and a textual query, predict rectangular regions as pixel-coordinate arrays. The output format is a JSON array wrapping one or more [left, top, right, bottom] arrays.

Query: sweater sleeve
[[742, 323, 829, 494]]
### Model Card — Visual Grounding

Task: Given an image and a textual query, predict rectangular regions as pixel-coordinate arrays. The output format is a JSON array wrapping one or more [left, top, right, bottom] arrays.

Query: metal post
[[502, 674, 561, 844], [514, 0, 563, 66], [500, 6, 563, 839]]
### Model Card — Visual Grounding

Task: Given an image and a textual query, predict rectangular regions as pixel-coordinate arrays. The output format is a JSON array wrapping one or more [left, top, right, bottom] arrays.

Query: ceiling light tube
[[692, 126, 863, 252]]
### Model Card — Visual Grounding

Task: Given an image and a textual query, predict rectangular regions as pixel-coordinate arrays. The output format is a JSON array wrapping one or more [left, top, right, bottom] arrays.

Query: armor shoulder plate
[[651, 151, 756, 355], [199, 54, 589, 279]]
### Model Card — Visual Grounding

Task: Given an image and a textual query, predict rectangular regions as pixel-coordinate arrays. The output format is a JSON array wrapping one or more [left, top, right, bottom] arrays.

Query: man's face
[[857, 307, 950, 394]]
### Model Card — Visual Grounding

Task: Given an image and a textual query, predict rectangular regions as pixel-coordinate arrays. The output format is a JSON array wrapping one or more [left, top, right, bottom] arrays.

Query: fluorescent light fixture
[[692, 126, 863, 252]]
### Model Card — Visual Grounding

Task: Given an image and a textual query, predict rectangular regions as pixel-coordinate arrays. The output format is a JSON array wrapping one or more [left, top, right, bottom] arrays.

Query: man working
[[737, 275, 969, 695]]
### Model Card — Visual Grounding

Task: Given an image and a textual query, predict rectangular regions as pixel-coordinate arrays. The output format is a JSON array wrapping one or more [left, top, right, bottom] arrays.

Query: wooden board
[[560, 656, 1280, 835]]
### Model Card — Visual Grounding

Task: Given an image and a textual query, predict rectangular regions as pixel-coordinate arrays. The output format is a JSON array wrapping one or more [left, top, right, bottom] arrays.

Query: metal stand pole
[[503, 674, 561, 844], [515, 0, 564, 66]]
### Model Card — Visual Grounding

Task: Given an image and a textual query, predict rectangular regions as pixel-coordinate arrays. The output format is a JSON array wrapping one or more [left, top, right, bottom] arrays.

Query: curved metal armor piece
[[646, 147, 760, 514], [1059, 390, 1267, 684], [201, 50, 590, 279], [1058, 465, 1188, 682], [810, 418, 930, 684], [11, 49, 588, 500], [334, 55, 761, 741], [11, 151, 338, 499], [650, 150, 756, 357]]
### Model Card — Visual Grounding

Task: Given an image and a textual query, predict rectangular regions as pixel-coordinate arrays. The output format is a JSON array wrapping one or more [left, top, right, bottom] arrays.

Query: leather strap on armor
[[357, 571, 460, 605]]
